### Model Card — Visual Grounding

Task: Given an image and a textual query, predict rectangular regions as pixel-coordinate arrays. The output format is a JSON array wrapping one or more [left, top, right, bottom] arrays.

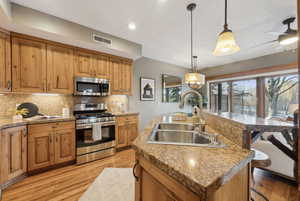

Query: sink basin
[[148, 123, 225, 148], [156, 123, 195, 131]]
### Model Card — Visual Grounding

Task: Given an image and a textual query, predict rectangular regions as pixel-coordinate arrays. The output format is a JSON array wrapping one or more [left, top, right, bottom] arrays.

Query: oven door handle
[[76, 121, 116, 130]]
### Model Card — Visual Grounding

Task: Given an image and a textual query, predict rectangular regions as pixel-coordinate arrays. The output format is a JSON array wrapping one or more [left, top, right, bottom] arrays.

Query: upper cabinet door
[[0, 32, 11, 92], [93, 55, 109, 79], [110, 58, 121, 94], [74, 51, 94, 77], [47, 45, 74, 94], [123, 61, 133, 95], [12, 37, 46, 93]]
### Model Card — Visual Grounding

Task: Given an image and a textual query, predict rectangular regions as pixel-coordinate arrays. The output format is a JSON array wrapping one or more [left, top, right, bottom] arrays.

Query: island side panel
[[134, 154, 203, 201], [207, 164, 251, 201], [203, 112, 248, 149]]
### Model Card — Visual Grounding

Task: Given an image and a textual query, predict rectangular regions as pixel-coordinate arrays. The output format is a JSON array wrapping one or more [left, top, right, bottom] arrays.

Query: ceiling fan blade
[[248, 40, 277, 49], [267, 32, 282, 35]]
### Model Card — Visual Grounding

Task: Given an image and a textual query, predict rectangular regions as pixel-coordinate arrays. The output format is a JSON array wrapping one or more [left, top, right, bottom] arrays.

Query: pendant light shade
[[213, 0, 240, 56], [185, 72, 205, 89], [213, 29, 240, 56], [184, 3, 205, 89]]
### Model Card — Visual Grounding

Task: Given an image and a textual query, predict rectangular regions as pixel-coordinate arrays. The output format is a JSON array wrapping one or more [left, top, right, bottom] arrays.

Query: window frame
[[207, 71, 298, 118]]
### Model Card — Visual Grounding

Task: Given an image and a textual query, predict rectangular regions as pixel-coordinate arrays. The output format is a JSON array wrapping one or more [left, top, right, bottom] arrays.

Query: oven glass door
[[76, 124, 115, 148]]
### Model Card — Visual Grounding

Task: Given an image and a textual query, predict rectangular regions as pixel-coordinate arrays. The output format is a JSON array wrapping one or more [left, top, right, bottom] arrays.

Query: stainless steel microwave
[[74, 77, 110, 96]]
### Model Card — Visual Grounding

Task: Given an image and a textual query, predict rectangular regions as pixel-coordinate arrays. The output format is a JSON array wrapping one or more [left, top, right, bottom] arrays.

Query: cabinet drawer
[[117, 115, 138, 124], [51, 121, 75, 130], [28, 121, 75, 133]]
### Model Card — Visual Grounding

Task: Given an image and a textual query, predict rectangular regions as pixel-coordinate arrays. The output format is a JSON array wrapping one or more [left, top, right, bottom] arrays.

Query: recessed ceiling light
[[128, 23, 136, 30]]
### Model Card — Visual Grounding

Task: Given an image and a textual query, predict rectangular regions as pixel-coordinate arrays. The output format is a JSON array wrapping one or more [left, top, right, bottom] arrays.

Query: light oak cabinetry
[[0, 31, 11, 92], [116, 114, 139, 148], [94, 55, 110, 79], [74, 51, 111, 79], [74, 50, 94, 77], [111, 59, 132, 95], [12, 37, 47, 93], [28, 121, 75, 172], [47, 45, 74, 94], [0, 126, 27, 185], [8, 33, 133, 95], [135, 156, 250, 201]]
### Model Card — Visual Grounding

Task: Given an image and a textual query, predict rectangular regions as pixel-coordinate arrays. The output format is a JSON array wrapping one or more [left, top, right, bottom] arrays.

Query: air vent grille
[[92, 34, 112, 45]]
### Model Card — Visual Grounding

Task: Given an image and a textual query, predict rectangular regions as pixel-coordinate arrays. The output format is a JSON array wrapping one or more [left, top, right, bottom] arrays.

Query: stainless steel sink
[[156, 123, 195, 131], [148, 123, 225, 148]]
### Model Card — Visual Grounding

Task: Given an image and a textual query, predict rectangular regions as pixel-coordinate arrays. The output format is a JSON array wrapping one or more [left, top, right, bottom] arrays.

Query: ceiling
[[10, 0, 297, 69]]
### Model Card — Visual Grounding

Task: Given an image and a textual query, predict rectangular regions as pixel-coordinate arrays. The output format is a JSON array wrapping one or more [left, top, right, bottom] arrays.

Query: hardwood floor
[[2, 149, 298, 201], [251, 169, 298, 201]]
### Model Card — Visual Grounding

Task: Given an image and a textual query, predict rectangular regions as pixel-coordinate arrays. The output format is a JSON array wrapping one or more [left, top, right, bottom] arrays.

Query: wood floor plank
[[2, 149, 297, 201]]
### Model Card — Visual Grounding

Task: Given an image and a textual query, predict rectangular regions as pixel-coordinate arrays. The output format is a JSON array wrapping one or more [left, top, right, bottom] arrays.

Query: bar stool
[[250, 148, 271, 201]]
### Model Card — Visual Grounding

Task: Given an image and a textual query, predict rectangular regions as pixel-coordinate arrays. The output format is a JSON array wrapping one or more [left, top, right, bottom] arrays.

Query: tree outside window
[[265, 75, 299, 118]]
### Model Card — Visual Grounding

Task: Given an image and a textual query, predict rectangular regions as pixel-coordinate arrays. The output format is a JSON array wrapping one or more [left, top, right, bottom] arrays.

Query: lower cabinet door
[[28, 131, 54, 171], [117, 124, 128, 148], [141, 170, 183, 201], [127, 123, 138, 145], [1, 126, 27, 182], [54, 129, 75, 164]]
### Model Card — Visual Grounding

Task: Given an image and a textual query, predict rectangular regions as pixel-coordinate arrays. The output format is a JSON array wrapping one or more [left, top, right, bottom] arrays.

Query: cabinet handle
[[56, 135, 58, 142], [6, 80, 11, 90], [133, 161, 139, 182], [56, 76, 59, 88], [49, 134, 52, 143]]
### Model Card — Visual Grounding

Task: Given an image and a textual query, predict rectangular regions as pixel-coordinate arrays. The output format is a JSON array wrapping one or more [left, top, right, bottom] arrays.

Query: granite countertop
[[203, 110, 294, 131], [113, 112, 139, 116], [0, 116, 75, 130], [132, 115, 254, 199]]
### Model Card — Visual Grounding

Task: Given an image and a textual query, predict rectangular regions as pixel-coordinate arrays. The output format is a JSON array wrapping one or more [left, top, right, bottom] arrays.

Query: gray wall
[[129, 57, 188, 130], [0, 0, 11, 18], [201, 50, 298, 77], [10, 3, 142, 59]]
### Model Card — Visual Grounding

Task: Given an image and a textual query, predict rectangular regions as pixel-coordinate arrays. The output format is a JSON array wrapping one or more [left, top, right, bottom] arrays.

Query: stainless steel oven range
[[74, 103, 116, 164]]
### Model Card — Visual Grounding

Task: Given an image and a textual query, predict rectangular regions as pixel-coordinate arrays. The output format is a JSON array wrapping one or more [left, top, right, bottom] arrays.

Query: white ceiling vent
[[92, 34, 112, 46]]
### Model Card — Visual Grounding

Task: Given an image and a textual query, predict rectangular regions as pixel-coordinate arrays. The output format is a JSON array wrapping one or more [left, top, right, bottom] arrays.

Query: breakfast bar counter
[[133, 114, 254, 201]]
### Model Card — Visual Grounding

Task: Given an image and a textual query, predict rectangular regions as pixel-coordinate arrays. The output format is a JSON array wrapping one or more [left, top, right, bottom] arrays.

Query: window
[[208, 73, 299, 119], [265, 75, 299, 118], [232, 79, 257, 116], [209, 82, 229, 113]]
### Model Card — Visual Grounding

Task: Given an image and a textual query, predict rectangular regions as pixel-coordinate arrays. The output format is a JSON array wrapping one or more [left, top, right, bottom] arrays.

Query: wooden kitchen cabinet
[[46, 44, 74, 94], [54, 128, 76, 164], [135, 156, 250, 201], [28, 124, 54, 171], [74, 50, 95, 77], [116, 114, 139, 148], [0, 126, 27, 184], [111, 59, 133, 95], [28, 121, 75, 172], [0, 31, 11, 92], [93, 55, 110, 79], [12, 37, 47, 93]]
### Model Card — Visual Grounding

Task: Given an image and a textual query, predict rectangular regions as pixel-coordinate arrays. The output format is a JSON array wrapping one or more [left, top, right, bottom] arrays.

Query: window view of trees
[[232, 80, 257, 116], [265, 75, 299, 118], [209, 74, 299, 118], [209, 82, 229, 113]]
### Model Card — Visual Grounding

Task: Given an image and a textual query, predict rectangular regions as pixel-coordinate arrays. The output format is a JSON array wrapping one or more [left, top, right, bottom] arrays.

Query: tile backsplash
[[0, 94, 128, 117]]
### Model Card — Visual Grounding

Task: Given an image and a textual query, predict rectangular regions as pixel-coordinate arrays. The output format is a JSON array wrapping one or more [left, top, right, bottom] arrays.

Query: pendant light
[[213, 0, 240, 56], [184, 3, 205, 90]]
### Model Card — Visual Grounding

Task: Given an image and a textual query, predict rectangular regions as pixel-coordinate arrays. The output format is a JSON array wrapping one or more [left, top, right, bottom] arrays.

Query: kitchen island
[[133, 115, 254, 201]]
